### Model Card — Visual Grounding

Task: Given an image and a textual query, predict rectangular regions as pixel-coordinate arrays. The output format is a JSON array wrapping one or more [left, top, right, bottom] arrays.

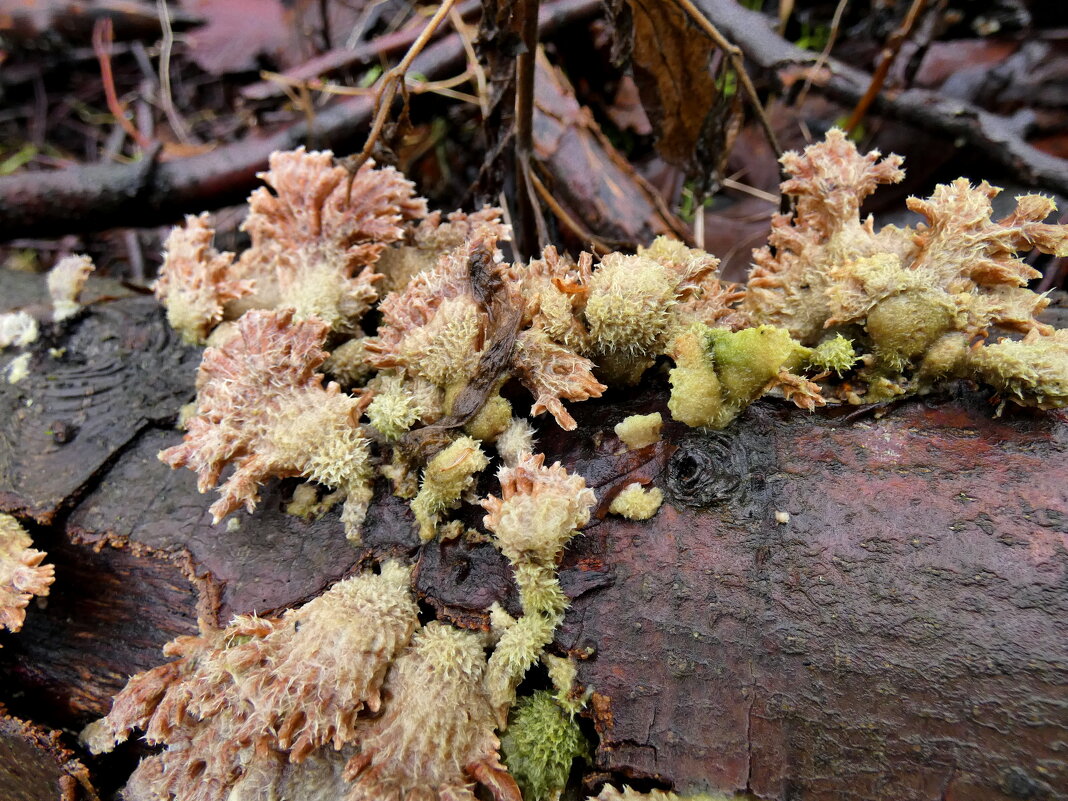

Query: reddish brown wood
[[2, 268, 1066, 799], [0, 531, 202, 724], [68, 429, 418, 621], [549, 392, 1068, 801]]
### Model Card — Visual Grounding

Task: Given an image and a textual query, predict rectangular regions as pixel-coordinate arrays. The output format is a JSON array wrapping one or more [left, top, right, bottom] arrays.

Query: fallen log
[[0, 271, 1065, 800]]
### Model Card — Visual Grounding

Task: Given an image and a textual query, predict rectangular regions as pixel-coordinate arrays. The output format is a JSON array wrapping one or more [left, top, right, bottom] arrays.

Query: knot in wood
[[664, 432, 747, 508]]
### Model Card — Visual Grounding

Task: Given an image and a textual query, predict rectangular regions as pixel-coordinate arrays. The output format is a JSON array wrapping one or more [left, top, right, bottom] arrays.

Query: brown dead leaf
[[628, 0, 716, 167], [179, 0, 290, 74], [179, 0, 372, 76], [622, 0, 743, 195]]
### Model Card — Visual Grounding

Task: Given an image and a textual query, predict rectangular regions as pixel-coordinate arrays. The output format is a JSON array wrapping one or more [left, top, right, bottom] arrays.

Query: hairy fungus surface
[[155, 213, 252, 344], [367, 237, 498, 427], [159, 308, 373, 539], [157, 148, 426, 340], [344, 621, 521, 801], [376, 206, 511, 293], [84, 563, 419, 801], [410, 435, 490, 541], [584, 239, 719, 384], [47, 254, 94, 322], [0, 311, 38, 348], [0, 513, 54, 637], [608, 482, 663, 520], [614, 412, 663, 450], [238, 148, 426, 330]]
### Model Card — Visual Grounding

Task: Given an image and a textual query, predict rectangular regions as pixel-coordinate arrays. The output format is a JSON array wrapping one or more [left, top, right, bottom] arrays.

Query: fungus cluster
[[482, 453, 596, 718], [85, 490, 603, 801], [159, 308, 374, 539], [83, 132, 1068, 801], [741, 128, 1068, 407], [0, 513, 54, 643], [1, 252, 98, 383], [83, 562, 524, 801]]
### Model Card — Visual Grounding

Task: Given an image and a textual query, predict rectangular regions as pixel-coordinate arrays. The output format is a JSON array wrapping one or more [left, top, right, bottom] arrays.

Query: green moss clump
[[865, 289, 955, 372], [501, 690, 589, 801], [808, 334, 856, 375], [706, 325, 809, 400], [668, 323, 814, 429]]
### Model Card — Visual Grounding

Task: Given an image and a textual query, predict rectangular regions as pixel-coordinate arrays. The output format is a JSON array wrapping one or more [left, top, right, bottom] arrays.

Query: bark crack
[[745, 659, 756, 794]]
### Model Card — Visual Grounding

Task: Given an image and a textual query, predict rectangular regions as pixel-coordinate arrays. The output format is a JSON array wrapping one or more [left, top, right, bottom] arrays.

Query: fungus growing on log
[[344, 622, 522, 801], [47, 254, 95, 322], [741, 128, 1068, 406], [154, 213, 252, 344], [37, 128, 1068, 801], [159, 308, 374, 540], [156, 148, 426, 341], [0, 513, 54, 638], [83, 562, 419, 801]]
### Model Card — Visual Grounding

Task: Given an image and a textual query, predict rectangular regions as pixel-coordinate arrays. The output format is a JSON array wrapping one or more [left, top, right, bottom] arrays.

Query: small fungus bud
[[411, 436, 489, 541], [614, 412, 663, 450], [609, 483, 664, 520], [0, 513, 54, 637], [0, 312, 38, 348], [47, 254, 94, 321]]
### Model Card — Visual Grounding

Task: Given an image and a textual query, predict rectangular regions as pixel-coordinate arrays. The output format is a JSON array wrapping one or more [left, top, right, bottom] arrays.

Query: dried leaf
[[626, 0, 742, 186]]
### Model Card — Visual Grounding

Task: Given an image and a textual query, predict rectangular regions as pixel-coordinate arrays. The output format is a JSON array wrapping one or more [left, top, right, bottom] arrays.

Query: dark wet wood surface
[[1, 269, 1066, 800], [0, 706, 96, 801]]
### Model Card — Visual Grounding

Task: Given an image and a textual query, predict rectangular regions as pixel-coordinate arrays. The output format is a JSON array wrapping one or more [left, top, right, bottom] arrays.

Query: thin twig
[[343, 0, 459, 191], [156, 0, 195, 145], [722, 176, 779, 204], [843, 0, 928, 134], [512, 0, 544, 259], [670, 0, 782, 160], [529, 167, 612, 254], [262, 68, 479, 103], [92, 18, 152, 152], [795, 0, 849, 109], [520, 157, 550, 251], [449, 5, 489, 116]]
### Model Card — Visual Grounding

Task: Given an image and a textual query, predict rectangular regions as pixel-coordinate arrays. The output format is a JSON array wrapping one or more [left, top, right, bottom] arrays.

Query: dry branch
[[0, 0, 599, 243]]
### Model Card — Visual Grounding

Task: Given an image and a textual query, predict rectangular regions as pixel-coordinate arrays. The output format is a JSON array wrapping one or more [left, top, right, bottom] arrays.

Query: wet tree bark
[[1, 274, 1066, 800]]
